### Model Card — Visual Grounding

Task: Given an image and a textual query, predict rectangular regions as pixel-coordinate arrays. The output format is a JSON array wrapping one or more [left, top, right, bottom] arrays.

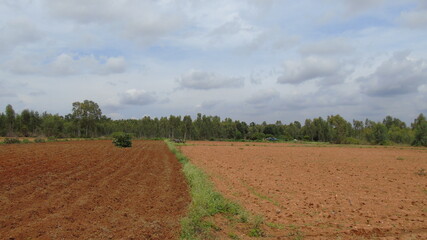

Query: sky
[[1, 0, 426, 124]]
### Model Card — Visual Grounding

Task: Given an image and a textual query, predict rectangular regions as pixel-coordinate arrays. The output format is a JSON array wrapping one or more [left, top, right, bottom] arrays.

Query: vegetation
[[3, 138, 21, 144], [0, 101, 426, 147], [166, 141, 264, 239], [112, 132, 132, 148]]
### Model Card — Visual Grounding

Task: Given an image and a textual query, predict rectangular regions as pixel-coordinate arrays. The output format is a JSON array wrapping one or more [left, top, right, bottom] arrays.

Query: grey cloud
[[104, 57, 126, 74], [119, 89, 157, 106], [3, 53, 127, 76], [44, 0, 117, 24], [0, 18, 42, 53], [0, 81, 16, 98], [359, 51, 427, 97], [28, 90, 46, 96], [342, 0, 385, 14], [399, 9, 427, 29], [44, 0, 185, 46], [299, 38, 354, 56], [246, 89, 280, 107], [277, 57, 349, 85], [178, 70, 244, 90]]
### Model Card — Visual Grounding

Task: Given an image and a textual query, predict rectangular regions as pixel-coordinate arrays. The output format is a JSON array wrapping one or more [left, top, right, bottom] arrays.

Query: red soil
[[0, 140, 190, 239], [181, 141, 427, 239]]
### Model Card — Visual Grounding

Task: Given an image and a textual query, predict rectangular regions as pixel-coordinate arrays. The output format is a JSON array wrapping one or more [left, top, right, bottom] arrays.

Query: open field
[[180, 141, 427, 239], [0, 140, 190, 239]]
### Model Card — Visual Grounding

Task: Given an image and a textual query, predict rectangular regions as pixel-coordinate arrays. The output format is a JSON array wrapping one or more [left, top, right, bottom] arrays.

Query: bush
[[342, 137, 362, 145], [22, 139, 31, 144], [112, 132, 132, 148], [34, 138, 46, 143], [3, 138, 21, 144], [47, 136, 56, 142]]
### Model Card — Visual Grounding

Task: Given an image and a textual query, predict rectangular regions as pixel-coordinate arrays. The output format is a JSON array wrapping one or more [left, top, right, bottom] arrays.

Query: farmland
[[0, 140, 190, 239], [180, 141, 427, 239]]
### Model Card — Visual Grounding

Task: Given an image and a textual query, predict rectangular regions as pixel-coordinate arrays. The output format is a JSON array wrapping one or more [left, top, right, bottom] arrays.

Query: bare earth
[[180, 141, 427, 239], [0, 140, 190, 239]]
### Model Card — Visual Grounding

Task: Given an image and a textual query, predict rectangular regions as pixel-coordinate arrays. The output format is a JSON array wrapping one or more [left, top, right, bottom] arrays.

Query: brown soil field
[[180, 141, 427, 239], [0, 140, 190, 239]]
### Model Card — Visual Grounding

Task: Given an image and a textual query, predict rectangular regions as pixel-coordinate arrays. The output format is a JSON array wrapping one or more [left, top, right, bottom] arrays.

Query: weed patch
[[416, 168, 426, 176], [166, 140, 265, 239], [3, 138, 21, 144]]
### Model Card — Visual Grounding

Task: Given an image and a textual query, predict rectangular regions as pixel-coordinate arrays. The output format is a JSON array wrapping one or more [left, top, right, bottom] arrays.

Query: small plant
[[396, 156, 404, 160], [3, 138, 21, 144], [416, 168, 426, 176], [34, 138, 46, 143], [248, 216, 265, 237], [228, 232, 240, 239], [22, 139, 31, 144], [112, 132, 132, 148]]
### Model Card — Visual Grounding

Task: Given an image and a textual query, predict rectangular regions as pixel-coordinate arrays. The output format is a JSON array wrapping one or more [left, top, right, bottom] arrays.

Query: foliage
[[112, 132, 132, 148], [412, 114, 427, 147], [372, 123, 388, 145], [3, 138, 21, 144], [342, 137, 364, 145], [34, 138, 46, 143], [71, 100, 102, 137], [0, 102, 426, 147]]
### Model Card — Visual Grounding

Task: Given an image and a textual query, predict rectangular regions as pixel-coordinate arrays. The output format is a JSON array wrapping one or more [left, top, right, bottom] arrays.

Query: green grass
[[166, 140, 262, 239], [242, 181, 281, 208], [266, 222, 285, 229]]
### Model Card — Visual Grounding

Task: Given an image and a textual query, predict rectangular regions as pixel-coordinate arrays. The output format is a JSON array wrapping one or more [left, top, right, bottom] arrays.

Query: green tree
[[0, 113, 5, 136], [327, 115, 350, 144], [20, 109, 31, 137], [72, 100, 102, 137], [5, 104, 15, 136], [182, 115, 193, 140], [412, 113, 427, 146], [372, 123, 388, 145]]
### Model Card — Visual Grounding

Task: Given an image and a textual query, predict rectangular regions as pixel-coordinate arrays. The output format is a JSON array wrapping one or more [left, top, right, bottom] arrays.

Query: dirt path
[[181, 141, 427, 240], [0, 140, 190, 239]]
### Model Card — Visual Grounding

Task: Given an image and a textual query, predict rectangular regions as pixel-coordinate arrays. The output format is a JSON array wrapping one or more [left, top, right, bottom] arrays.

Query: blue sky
[[1, 0, 426, 124]]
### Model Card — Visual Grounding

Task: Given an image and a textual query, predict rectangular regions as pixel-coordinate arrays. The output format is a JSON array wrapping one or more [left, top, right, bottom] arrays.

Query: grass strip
[[165, 140, 263, 239]]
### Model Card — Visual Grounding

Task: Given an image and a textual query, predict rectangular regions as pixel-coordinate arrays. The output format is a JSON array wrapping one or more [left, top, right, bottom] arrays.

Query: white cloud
[[277, 57, 350, 85], [178, 70, 244, 90], [105, 57, 126, 74], [43, 0, 185, 46], [119, 89, 157, 106], [359, 51, 427, 97]]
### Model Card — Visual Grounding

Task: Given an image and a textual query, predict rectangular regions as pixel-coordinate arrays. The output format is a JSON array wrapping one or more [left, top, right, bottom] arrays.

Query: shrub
[[47, 136, 56, 142], [34, 138, 46, 143], [112, 132, 132, 148], [342, 137, 362, 145], [22, 139, 31, 144], [3, 138, 21, 144]]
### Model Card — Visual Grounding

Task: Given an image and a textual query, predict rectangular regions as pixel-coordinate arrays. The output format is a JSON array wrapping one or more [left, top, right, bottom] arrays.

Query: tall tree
[[72, 100, 102, 137], [5, 104, 15, 136], [20, 109, 31, 136], [412, 113, 427, 146], [328, 115, 350, 144]]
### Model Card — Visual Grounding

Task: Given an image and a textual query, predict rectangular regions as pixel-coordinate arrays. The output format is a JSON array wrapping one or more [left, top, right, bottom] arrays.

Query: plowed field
[[0, 140, 190, 239], [180, 142, 427, 239]]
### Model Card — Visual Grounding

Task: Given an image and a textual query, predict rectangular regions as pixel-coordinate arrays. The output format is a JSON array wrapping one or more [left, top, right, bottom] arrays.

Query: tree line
[[0, 100, 426, 146]]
